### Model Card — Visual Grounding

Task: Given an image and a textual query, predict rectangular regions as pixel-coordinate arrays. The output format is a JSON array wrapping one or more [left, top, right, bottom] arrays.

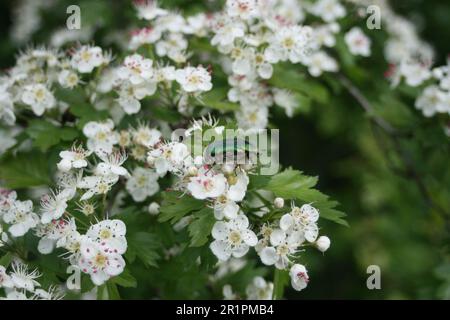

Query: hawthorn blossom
[[86, 219, 127, 255], [129, 27, 162, 50], [187, 168, 227, 200], [211, 15, 246, 47], [134, 0, 168, 21], [399, 61, 431, 87], [57, 145, 92, 172], [71, 45, 104, 73], [95, 151, 129, 177], [126, 167, 160, 202], [58, 69, 79, 88], [259, 228, 304, 269], [10, 261, 41, 292], [310, 0, 346, 22], [316, 235, 331, 252], [245, 276, 273, 300], [175, 66, 213, 93], [344, 27, 371, 57], [83, 120, 118, 155], [264, 25, 312, 64], [0, 266, 14, 288], [77, 175, 119, 201], [40, 190, 70, 224], [280, 204, 319, 242], [118, 54, 154, 85], [226, 0, 259, 21], [78, 236, 125, 286], [117, 81, 157, 114], [303, 51, 338, 77], [289, 264, 309, 291], [0, 86, 15, 125], [273, 89, 298, 117], [210, 214, 258, 261], [21, 83, 55, 116], [415, 85, 448, 117], [3, 200, 39, 237]]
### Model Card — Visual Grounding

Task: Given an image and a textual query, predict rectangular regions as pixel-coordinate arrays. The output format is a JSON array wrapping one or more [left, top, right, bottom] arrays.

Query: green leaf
[[188, 208, 216, 247], [111, 268, 137, 288], [126, 232, 160, 267], [69, 103, 109, 129], [262, 169, 348, 226], [159, 192, 204, 224], [269, 66, 329, 104], [202, 89, 240, 111], [26, 120, 80, 151], [0, 253, 13, 267], [0, 152, 52, 188]]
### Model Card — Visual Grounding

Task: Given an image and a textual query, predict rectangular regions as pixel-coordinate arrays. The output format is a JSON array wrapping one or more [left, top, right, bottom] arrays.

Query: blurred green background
[[1, 0, 449, 299]]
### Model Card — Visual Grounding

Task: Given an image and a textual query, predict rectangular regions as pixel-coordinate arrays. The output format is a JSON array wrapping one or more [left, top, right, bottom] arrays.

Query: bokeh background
[[0, 0, 449, 299]]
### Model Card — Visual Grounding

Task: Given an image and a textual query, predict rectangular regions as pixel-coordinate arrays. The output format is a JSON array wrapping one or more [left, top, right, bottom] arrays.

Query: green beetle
[[203, 137, 256, 166]]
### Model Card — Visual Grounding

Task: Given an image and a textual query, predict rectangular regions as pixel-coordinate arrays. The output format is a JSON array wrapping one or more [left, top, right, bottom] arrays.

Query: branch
[[338, 73, 449, 217]]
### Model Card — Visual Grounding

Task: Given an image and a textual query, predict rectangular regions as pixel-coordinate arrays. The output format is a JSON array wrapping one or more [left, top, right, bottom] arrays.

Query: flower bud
[[148, 202, 160, 215], [315, 236, 331, 252], [273, 197, 284, 208]]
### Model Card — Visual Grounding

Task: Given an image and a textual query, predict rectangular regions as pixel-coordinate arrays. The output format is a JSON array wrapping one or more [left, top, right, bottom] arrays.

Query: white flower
[[273, 89, 298, 118], [117, 81, 157, 114], [86, 219, 127, 255], [126, 167, 160, 202], [175, 66, 213, 93], [223, 284, 238, 300], [0, 86, 15, 125], [134, 0, 168, 20], [78, 236, 125, 286], [280, 204, 319, 242], [57, 145, 92, 172], [10, 261, 41, 292], [40, 190, 70, 224], [400, 61, 431, 87], [344, 27, 371, 57], [95, 151, 129, 177], [245, 276, 273, 300], [211, 15, 246, 47], [0, 189, 17, 217], [21, 84, 55, 116], [77, 175, 119, 201], [83, 120, 118, 155], [118, 54, 154, 85], [226, 0, 259, 20], [3, 200, 39, 237], [58, 69, 79, 88], [315, 235, 331, 252], [0, 266, 14, 288], [132, 125, 161, 147], [259, 228, 303, 269], [415, 85, 448, 117], [210, 214, 258, 261], [129, 27, 162, 50], [289, 264, 309, 291], [150, 142, 191, 176], [35, 218, 77, 254], [188, 169, 227, 200], [227, 171, 249, 202], [155, 33, 188, 59], [71, 45, 104, 73], [264, 25, 312, 64], [303, 51, 338, 77], [214, 195, 240, 220], [310, 0, 346, 22], [148, 202, 160, 215]]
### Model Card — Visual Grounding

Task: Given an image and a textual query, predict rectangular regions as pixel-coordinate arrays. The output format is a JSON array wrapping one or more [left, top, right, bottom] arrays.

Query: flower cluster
[[0, 261, 63, 300]]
